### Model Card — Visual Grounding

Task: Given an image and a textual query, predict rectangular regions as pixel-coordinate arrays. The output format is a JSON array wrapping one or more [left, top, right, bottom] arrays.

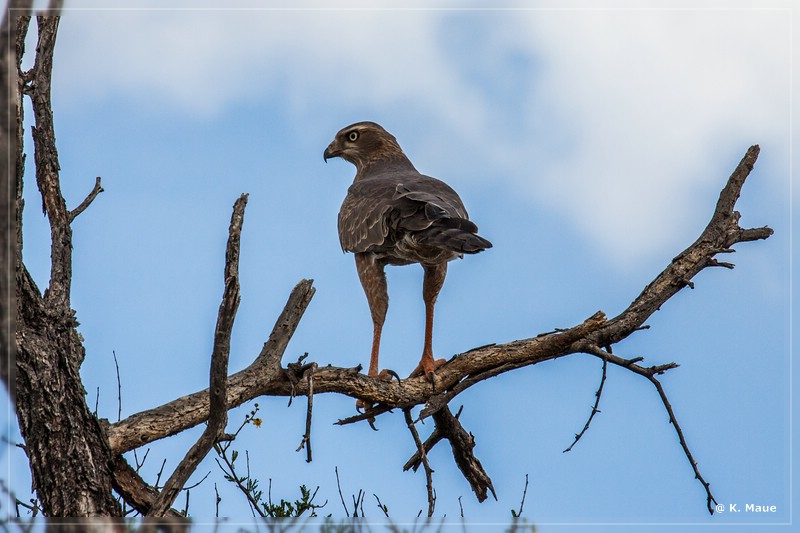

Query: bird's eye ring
[[348, 131, 359, 142]]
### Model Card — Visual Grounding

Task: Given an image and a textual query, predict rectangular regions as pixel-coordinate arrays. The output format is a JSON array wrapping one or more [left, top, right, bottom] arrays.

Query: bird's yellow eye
[[348, 131, 359, 142]]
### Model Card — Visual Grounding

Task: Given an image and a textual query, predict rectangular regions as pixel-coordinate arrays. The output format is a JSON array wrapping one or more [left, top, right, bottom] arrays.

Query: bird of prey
[[324, 121, 492, 383]]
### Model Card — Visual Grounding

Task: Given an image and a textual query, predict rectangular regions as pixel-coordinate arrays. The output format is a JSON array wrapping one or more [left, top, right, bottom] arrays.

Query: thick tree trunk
[[13, 12, 122, 517], [17, 271, 122, 516]]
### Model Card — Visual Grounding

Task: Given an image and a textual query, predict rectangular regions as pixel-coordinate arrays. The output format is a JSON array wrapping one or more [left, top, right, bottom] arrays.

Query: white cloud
[[49, 2, 790, 268], [480, 7, 790, 266]]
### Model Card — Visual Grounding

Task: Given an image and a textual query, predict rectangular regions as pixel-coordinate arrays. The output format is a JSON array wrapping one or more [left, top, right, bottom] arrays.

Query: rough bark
[[14, 12, 122, 517], [404, 406, 496, 503], [111, 456, 184, 520], [0, 0, 33, 403]]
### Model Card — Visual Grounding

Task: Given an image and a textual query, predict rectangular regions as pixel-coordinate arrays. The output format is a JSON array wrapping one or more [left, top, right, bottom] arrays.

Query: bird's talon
[[381, 369, 401, 382]]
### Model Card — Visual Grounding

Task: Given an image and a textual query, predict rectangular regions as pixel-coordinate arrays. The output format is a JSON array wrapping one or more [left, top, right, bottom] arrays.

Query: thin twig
[[351, 489, 364, 518], [68, 176, 103, 222], [295, 362, 317, 462], [513, 474, 529, 517], [647, 374, 717, 514], [582, 343, 678, 379], [404, 405, 463, 472], [403, 408, 435, 517], [564, 354, 608, 453], [132, 448, 149, 472], [214, 483, 220, 518], [214, 461, 259, 518], [335, 404, 393, 426], [374, 493, 390, 517], [112, 350, 122, 422], [182, 471, 210, 491], [154, 458, 167, 490], [212, 451, 264, 518], [181, 489, 189, 517], [334, 466, 350, 517]]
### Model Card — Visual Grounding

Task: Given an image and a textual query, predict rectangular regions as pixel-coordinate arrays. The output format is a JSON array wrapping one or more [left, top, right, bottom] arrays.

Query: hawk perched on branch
[[324, 121, 492, 382]]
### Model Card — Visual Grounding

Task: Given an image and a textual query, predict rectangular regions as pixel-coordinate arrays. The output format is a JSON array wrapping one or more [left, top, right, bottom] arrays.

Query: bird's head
[[324, 121, 406, 172]]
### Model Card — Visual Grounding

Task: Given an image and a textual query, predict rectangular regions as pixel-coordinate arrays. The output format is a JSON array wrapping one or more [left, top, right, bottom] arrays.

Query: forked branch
[[107, 146, 770, 515], [147, 194, 246, 517]]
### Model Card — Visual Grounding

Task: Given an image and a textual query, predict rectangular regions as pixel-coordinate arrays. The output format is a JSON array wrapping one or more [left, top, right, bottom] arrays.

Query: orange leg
[[368, 319, 383, 378], [412, 262, 448, 379], [355, 254, 389, 409]]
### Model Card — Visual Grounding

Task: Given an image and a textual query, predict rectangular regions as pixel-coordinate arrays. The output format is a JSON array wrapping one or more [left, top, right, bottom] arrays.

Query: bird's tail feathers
[[417, 221, 492, 254]]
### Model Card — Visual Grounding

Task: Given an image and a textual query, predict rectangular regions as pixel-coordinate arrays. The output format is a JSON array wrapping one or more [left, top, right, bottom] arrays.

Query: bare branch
[[404, 405, 463, 471], [403, 405, 485, 501], [213, 451, 265, 518], [148, 194, 246, 517], [113, 350, 122, 422], [103, 147, 769, 515], [107, 278, 315, 453], [28, 13, 75, 311], [334, 466, 351, 517], [647, 374, 718, 514], [0, 0, 34, 402], [563, 353, 607, 453], [591, 145, 771, 349], [295, 362, 317, 463], [403, 409, 435, 517], [432, 406, 496, 503], [68, 176, 103, 222], [513, 474, 529, 517], [110, 455, 184, 519]]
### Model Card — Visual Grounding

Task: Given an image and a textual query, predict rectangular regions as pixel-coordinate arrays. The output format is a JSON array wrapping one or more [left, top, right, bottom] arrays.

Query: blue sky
[[2, 1, 795, 530]]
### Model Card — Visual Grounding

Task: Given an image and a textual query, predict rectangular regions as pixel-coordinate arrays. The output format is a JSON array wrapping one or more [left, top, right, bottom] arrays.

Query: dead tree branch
[[68, 176, 103, 222], [403, 409, 435, 517], [104, 146, 769, 515], [403, 405, 463, 471], [432, 406, 496, 503], [0, 0, 35, 402], [403, 405, 496, 503], [110, 456, 184, 519], [564, 348, 608, 453], [647, 373, 717, 514], [14, 11, 123, 516], [512, 474, 529, 518], [586, 145, 770, 350], [295, 362, 318, 463], [106, 278, 315, 453], [147, 194, 246, 517]]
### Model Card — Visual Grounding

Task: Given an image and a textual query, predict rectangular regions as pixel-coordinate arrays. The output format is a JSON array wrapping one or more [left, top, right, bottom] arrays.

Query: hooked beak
[[323, 142, 340, 163]]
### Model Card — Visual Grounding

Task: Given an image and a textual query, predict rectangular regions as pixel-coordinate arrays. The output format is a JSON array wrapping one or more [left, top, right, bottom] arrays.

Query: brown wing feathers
[[331, 122, 492, 257]]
